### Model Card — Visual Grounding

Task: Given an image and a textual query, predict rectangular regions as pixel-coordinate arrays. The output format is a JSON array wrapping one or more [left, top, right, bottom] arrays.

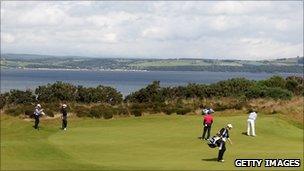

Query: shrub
[[125, 81, 165, 103], [74, 105, 90, 117], [44, 109, 54, 117], [5, 108, 22, 116], [103, 108, 114, 119], [116, 105, 129, 116], [163, 107, 176, 115], [76, 85, 123, 105], [35, 81, 78, 102], [258, 76, 286, 89], [24, 109, 33, 116], [8, 89, 35, 104], [0, 93, 9, 109], [285, 76, 304, 95], [89, 105, 104, 118], [5, 104, 33, 116], [176, 107, 192, 115], [131, 108, 142, 117], [265, 87, 293, 100], [246, 86, 293, 100], [245, 86, 267, 99]]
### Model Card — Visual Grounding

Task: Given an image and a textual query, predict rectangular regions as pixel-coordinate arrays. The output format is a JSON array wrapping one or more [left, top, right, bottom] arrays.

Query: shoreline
[[1, 67, 303, 75]]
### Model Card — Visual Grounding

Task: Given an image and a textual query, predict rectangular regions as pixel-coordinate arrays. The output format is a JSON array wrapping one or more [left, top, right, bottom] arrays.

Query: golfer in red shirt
[[201, 110, 214, 140]]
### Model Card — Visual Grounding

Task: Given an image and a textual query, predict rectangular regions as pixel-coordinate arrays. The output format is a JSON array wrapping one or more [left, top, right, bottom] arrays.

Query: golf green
[[1, 114, 303, 170]]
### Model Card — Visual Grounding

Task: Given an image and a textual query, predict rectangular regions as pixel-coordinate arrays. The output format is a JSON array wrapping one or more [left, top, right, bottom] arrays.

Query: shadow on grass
[[201, 158, 218, 162], [241, 132, 248, 136]]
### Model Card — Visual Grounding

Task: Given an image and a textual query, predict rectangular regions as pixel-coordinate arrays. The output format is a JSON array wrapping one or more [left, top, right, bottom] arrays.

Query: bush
[[245, 86, 267, 99], [176, 107, 192, 115], [44, 109, 54, 117], [24, 109, 33, 116], [74, 105, 90, 117], [163, 107, 176, 115], [103, 108, 114, 119], [258, 76, 286, 89], [0, 93, 9, 109], [265, 87, 293, 100], [116, 105, 129, 116], [246, 85, 293, 100], [35, 81, 78, 102], [131, 108, 142, 117], [76, 85, 123, 105], [8, 90, 35, 104], [5, 107, 23, 116], [5, 105, 33, 116], [89, 105, 104, 118]]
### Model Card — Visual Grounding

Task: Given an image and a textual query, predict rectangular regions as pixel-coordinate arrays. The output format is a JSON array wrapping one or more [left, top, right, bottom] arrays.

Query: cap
[[62, 104, 67, 108], [227, 123, 233, 128], [36, 104, 41, 108]]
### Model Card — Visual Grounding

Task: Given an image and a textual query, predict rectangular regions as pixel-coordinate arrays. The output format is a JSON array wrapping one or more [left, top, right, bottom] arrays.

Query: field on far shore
[[1, 112, 303, 170]]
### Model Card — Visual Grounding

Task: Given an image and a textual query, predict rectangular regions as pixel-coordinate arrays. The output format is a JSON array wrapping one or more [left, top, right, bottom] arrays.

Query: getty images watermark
[[234, 159, 301, 167]]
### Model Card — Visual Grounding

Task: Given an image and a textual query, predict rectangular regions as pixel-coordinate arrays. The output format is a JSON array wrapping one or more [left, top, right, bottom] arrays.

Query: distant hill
[[1, 53, 303, 73]]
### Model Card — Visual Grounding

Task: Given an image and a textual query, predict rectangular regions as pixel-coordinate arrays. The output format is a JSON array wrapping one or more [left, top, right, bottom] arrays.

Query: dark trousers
[[62, 116, 67, 129], [202, 125, 211, 139], [218, 141, 226, 161], [34, 115, 40, 129]]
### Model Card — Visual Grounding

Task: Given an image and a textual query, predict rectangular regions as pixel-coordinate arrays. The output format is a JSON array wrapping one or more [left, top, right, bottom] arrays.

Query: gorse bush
[[2, 76, 303, 118], [36, 81, 78, 102], [74, 105, 90, 117], [0, 93, 9, 109], [77, 85, 123, 105], [264, 87, 293, 100], [8, 90, 36, 104], [5, 104, 33, 116]]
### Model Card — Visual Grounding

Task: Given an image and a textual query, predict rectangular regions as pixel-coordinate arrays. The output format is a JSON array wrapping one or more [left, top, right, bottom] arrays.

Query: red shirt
[[204, 114, 213, 125]]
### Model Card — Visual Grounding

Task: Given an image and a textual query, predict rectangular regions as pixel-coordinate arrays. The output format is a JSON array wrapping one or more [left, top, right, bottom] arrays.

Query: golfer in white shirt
[[247, 110, 257, 136]]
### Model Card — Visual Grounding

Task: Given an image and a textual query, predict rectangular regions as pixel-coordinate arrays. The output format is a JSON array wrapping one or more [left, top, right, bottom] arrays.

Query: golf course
[[1, 113, 303, 170]]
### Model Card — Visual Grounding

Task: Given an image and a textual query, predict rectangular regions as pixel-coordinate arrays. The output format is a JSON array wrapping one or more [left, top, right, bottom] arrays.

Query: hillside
[[1, 53, 303, 73]]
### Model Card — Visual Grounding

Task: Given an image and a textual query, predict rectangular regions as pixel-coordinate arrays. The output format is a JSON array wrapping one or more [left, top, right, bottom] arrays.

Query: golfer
[[247, 110, 257, 136], [202, 108, 214, 115], [217, 124, 233, 162], [60, 104, 68, 130], [201, 110, 214, 140], [33, 104, 44, 130]]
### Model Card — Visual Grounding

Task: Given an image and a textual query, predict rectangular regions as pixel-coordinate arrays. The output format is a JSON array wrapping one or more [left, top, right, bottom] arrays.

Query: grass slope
[[1, 114, 303, 170]]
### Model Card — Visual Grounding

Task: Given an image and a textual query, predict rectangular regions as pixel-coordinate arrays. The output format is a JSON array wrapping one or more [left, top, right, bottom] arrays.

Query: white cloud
[[1, 33, 15, 43], [1, 1, 303, 59]]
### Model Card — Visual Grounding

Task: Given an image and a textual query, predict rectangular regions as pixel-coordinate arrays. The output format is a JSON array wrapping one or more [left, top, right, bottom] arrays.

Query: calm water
[[1, 69, 302, 96]]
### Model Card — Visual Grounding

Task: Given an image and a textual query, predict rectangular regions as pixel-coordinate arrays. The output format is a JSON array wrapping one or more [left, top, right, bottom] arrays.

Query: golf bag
[[207, 136, 221, 148]]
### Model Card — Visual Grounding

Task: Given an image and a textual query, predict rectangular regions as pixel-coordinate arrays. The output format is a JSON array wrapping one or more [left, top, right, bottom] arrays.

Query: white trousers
[[247, 119, 256, 136]]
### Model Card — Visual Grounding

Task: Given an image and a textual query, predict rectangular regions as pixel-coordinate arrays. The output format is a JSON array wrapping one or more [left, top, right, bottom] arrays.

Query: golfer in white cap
[[60, 104, 68, 130], [33, 104, 44, 130], [216, 123, 233, 162]]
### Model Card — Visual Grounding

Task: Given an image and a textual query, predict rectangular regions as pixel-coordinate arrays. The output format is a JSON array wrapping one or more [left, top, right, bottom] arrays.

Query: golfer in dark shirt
[[61, 104, 68, 130], [217, 124, 233, 162]]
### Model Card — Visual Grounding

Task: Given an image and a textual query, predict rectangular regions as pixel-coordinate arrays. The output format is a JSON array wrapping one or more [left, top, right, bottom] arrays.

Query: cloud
[[1, 1, 303, 59], [1, 33, 15, 43]]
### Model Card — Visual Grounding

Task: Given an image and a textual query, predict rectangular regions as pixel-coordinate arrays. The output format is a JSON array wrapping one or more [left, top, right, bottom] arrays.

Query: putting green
[[1, 114, 303, 170]]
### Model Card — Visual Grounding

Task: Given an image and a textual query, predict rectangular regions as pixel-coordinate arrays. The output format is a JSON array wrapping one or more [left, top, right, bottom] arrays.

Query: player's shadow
[[201, 158, 218, 162], [241, 132, 248, 136]]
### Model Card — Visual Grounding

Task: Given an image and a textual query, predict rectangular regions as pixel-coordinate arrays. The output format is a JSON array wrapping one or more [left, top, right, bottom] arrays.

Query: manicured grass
[[1, 114, 303, 170]]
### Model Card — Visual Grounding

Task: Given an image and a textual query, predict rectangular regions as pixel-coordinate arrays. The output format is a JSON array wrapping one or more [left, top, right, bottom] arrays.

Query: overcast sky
[[1, 1, 303, 60]]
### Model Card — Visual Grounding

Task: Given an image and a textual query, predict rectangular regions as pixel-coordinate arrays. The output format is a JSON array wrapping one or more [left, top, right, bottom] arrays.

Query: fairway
[[1, 114, 303, 170]]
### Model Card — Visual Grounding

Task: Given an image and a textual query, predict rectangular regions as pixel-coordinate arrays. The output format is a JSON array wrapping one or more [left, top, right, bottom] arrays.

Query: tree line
[[1, 76, 303, 118]]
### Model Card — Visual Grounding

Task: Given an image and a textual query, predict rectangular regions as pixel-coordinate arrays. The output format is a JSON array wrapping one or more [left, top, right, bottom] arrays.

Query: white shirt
[[248, 112, 257, 121], [34, 108, 43, 116]]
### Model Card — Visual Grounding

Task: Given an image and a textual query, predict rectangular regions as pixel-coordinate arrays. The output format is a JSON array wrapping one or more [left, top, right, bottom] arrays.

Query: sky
[[1, 1, 303, 60]]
